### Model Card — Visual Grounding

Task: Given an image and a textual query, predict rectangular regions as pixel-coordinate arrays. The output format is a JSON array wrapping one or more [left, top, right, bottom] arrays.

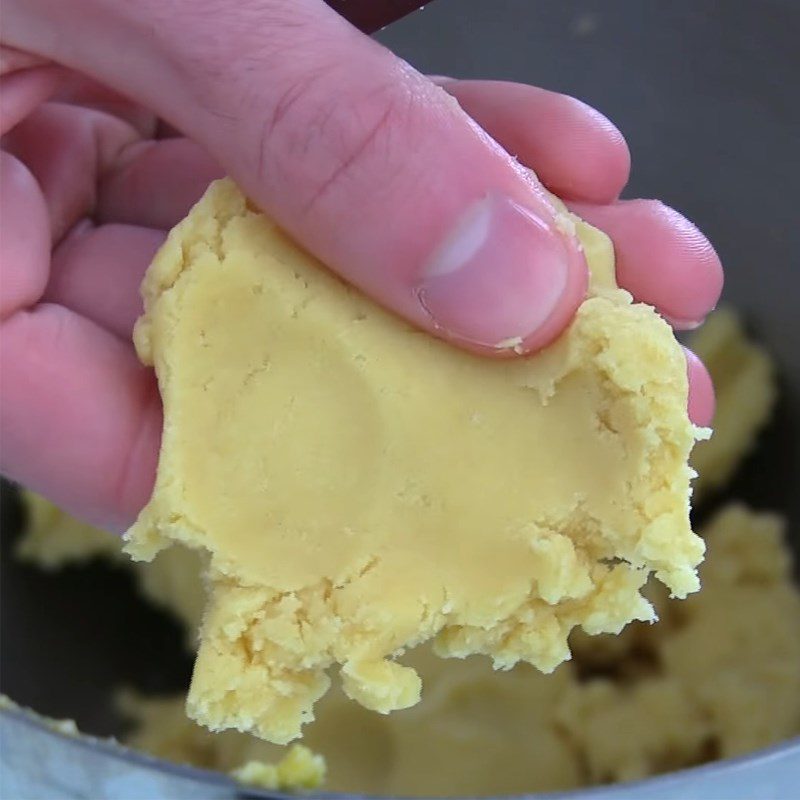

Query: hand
[[0, 1, 721, 531]]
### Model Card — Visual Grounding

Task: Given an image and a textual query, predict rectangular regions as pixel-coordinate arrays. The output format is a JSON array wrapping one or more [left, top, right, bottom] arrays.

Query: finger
[[0, 303, 160, 531], [96, 137, 223, 229], [5, 0, 589, 357], [0, 46, 50, 73], [52, 71, 157, 137], [0, 63, 61, 134], [155, 120, 184, 139], [0, 153, 50, 320], [568, 199, 723, 327], [685, 346, 715, 428], [1, 139, 158, 528], [45, 222, 165, 340], [436, 79, 630, 203], [3, 102, 140, 242]]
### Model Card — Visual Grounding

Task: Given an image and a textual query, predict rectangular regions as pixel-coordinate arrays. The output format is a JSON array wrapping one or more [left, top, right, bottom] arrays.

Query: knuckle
[[255, 65, 417, 216], [257, 62, 338, 166]]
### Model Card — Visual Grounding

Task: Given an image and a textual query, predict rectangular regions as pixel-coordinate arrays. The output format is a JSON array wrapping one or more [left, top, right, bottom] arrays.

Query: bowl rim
[[2, 701, 798, 799]]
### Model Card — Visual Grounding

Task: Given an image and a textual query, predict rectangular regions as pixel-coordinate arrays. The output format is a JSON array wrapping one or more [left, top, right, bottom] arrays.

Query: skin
[[0, 1, 722, 532]]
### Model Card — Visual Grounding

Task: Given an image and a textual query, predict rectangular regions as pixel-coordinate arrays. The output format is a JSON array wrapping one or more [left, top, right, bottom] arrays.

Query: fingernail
[[664, 313, 704, 331], [417, 194, 575, 350]]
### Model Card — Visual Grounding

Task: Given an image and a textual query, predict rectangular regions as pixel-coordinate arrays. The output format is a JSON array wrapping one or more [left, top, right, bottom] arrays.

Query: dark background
[[2, 0, 799, 742]]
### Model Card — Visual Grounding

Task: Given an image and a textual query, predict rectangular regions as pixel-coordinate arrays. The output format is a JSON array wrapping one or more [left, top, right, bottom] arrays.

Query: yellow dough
[[121, 656, 583, 796], [17, 494, 800, 795], [124, 178, 704, 743], [122, 505, 800, 795], [560, 504, 800, 781], [689, 308, 776, 498], [230, 745, 325, 791]]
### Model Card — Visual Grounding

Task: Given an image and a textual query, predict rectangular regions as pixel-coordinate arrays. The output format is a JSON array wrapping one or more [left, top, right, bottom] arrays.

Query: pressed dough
[[124, 178, 704, 743]]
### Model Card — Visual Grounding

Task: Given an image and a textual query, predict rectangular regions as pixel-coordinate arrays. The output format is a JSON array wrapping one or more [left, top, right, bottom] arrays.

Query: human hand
[[0, 1, 721, 531]]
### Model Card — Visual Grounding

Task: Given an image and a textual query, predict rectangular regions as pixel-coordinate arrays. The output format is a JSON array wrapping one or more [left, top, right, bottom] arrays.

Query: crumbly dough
[[120, 505, 800, 795], [17, 493, 800, 795], [688, 308, 776, 497], [121, 656, 583, 796], [230, 745, 325, 791], [559, 504, 800, 782], [125, 178, 704, 743]]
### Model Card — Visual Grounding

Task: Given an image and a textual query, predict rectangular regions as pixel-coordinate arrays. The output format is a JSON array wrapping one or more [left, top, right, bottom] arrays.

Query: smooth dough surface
[[124, 178, 704, 743]]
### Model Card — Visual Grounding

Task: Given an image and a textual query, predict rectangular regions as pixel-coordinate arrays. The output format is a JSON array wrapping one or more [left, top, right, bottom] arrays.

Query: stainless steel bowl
[[2, 1, 798, 797]]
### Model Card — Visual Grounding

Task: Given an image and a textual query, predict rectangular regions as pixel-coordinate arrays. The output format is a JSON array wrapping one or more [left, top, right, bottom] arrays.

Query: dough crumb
[[231, 745, 325, 791]]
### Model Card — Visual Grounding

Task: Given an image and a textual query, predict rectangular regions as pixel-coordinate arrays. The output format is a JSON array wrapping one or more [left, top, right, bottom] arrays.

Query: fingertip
[[439, 81, 631, 204], [569, 199, 724, 325], [415, 193, 589, 356], [649, 201, 724, 322], [552, 95, 631, 202], [684, 346, 715, 427]]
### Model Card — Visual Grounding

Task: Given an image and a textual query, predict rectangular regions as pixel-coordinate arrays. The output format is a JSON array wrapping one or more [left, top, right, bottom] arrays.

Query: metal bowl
[[1, 1, 798, 797]]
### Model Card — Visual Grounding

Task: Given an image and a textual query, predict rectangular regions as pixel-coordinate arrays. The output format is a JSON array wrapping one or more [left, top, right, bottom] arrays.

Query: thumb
[[4, 0, 587, 354]]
